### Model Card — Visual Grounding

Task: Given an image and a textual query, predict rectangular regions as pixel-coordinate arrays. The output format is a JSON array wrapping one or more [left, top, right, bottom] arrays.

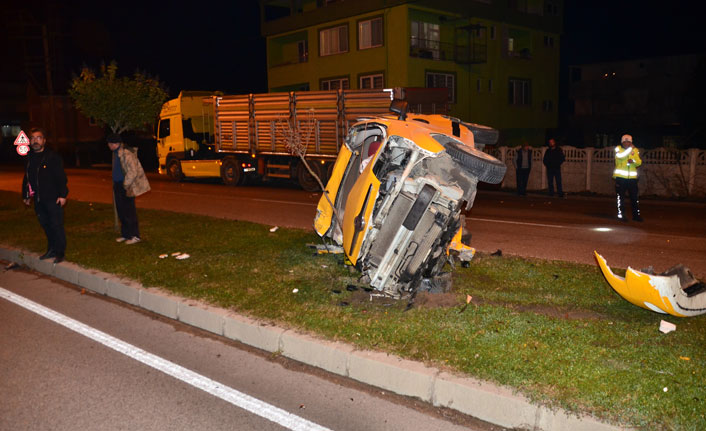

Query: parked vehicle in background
[[314, 100, 506, 298], [156, 88, 449, 191]]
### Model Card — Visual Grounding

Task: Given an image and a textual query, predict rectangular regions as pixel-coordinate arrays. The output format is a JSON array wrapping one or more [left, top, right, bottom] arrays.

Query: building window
[[410, 21, 440, 60], [490, 25, 496, 40], [358, 17, 383, 50], [545, 1, 560, 16], [360, 73, 384, 89], [543, 35, 554, 47], [426, 71, 455, 103], [542, 100, 554, 112], [319, 24, 348, 56], [298, 40, 308, 62], [320, 77, 349, 91], [488, 79, 493, 93], [269, 31, 308, 66], [506, 27, 531, 58], [508, 78, 531, 105]]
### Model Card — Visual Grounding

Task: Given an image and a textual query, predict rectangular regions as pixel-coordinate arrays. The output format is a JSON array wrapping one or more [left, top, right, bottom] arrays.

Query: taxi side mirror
[[390, 99, 408, 121]]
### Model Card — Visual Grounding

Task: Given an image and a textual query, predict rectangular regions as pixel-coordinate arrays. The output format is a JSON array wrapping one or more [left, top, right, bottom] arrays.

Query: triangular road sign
[[14, 130, 29, 146]]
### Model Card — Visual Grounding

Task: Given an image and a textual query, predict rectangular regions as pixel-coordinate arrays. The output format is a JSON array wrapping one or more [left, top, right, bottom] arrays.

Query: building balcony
[[409, 39, 486, 64]]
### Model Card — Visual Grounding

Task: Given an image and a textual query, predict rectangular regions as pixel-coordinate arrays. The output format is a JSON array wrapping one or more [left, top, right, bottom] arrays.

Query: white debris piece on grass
[[159, 254, 168, 259], [292, 288, 299, 293], [269, 226, 279, 233], [663, 387, 668, 392], [659, 320, 676, 334], [171, 252, 181, 256], [176, 253, 190, 260]]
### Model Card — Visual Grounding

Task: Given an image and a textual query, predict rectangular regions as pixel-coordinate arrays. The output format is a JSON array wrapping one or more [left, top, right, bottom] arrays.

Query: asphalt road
[[0, 265, 492, 431], [1, 166, 704, 277]]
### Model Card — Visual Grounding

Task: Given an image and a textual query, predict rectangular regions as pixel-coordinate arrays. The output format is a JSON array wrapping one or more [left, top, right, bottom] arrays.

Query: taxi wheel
[[443, 141, 507, 184]]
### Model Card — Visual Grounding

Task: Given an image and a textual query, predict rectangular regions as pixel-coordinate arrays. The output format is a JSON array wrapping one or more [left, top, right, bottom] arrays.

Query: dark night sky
[[3, 1, 705, 96]]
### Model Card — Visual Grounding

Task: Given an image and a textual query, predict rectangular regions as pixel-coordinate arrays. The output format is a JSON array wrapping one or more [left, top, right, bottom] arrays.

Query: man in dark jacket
[[542, 138, 565, 197], [22, 127, 68, 263]]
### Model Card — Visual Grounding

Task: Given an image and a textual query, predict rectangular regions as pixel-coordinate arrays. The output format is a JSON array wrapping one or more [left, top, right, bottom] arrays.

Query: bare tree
[[276, 109, 343, 228]]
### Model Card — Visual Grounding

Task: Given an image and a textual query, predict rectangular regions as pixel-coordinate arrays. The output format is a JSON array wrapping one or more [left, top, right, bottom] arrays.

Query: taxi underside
[[316, 114, 505, 298]]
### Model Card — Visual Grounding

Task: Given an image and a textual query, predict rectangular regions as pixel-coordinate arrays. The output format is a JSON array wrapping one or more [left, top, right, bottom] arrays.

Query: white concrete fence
[[487, 146, 706, 198]]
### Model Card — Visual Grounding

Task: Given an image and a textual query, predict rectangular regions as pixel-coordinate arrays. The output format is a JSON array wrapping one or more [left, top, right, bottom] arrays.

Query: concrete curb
[[0, 245, 625, 431]]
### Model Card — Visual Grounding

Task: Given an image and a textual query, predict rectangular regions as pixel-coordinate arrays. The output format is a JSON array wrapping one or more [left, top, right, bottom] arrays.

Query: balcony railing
[[409, 38, 486, 64]]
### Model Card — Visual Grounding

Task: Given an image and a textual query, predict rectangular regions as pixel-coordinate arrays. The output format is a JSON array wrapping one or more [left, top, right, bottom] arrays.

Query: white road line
[[467, 217, 565, 229], [147, 189, 317, 207], [0, 287, 331, 431], [250, 198, 317, 207]]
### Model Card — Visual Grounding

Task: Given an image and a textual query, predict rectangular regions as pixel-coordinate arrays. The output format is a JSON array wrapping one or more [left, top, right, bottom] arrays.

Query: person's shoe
[[39, 250, 56, 260], [125, 237, 141, 245], [54, 255, 64, 264], [633, 215, 644, 222], [116, 237, 127, 243]]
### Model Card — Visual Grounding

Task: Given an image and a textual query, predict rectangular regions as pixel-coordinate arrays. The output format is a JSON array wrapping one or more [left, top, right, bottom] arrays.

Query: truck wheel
[[221, 158, 242, 186], [297, 161, 322, 192], [443, 141, 507, 184], [167, 159, 183, 181]]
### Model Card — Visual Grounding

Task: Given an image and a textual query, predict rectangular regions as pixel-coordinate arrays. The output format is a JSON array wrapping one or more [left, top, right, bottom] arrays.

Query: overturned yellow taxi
[[315, 100, 506, 298], [595, 251, 706, 317]]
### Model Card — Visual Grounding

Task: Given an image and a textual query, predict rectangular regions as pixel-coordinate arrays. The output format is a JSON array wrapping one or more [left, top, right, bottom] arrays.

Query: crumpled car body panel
[[315, 113, 505, 297], [595, 251, 706, 317]]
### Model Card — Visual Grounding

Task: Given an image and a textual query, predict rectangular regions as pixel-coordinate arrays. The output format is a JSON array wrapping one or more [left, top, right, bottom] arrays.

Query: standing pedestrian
[[108, 133, 150, 244], [21, 127, 68, 263], [614, 134, 643, 222], [514, 142, 532, 196], [542, 138, 565, 197]]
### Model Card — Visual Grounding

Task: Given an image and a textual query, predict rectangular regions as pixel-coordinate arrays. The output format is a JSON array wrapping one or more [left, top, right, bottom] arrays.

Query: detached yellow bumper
[[594, 251, 706, 317]]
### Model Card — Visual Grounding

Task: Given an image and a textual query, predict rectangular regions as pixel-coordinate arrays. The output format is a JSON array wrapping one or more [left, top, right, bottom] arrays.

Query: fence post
[[688, 148, 698, 195], [585, 147, 593, 192], [541, 147, 547, 190], [499, 146, 508, 188]]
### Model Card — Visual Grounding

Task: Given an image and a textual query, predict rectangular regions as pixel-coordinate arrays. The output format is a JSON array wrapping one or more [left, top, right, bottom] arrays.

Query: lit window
[[319, 25, 348, 56], [359, 17, 383, 50], [426, 71, 455, 103], [321, 77, 349, 91], [360, 73, 384, 89]]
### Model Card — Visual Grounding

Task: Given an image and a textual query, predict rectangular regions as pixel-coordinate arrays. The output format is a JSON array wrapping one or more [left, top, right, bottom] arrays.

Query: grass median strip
[[1, 190, 703, 430]]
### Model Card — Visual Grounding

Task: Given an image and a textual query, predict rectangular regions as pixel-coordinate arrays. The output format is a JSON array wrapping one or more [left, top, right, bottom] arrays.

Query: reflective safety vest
[[613, 145, 641, 179]]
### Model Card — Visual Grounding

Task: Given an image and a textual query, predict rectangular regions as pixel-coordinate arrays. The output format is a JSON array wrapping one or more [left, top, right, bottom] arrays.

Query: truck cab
[[156, 91, 219, 180]]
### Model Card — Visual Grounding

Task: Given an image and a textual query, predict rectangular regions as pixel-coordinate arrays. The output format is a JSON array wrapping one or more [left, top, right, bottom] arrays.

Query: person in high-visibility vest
[[614, 134, 643, 222]]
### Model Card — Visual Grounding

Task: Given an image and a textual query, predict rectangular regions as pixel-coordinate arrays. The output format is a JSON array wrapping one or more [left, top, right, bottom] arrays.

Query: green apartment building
[[260, 0, 562, 146]]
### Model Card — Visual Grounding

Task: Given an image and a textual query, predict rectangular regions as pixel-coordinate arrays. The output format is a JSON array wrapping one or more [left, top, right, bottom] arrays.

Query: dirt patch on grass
[[473, 296, 608, 321], [414, 291, 461, 308]]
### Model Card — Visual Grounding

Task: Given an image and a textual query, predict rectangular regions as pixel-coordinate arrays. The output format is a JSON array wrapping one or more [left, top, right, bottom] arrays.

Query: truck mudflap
[[594, 251, 706, 317]]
